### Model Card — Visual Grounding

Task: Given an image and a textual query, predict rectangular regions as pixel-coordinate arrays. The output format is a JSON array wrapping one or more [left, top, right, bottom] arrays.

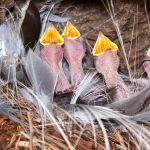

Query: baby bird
[[40, 23, 72, 94], [92, 32, 132, 101], [62, 21, 86, 86], [143, 47, 150, 81]]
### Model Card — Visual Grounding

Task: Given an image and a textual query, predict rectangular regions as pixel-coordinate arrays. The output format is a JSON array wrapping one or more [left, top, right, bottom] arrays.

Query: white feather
[[70, 71, 106, 104], [23, 49, 57, 102], [107, 84, 150, 115], [65, 104, 150, 149]]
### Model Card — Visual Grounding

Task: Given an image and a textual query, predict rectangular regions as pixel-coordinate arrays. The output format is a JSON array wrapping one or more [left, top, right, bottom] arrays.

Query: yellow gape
[[92, 32, 118, 56], [40, 23, 64, 46], [62, 21, 80, 39], [147, 48, 150, 57]]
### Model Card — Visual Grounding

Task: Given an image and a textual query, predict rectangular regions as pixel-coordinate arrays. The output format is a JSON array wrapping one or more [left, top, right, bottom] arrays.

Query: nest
[[1, 84, 150, 150], [0, 0, 150, 150]]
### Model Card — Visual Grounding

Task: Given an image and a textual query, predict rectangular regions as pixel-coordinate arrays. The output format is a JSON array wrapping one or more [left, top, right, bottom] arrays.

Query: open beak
[[92, 32, 118, 56], [40, 23, 64, 46], [147, 48, 150, 57], [62, 21, 80, 39]]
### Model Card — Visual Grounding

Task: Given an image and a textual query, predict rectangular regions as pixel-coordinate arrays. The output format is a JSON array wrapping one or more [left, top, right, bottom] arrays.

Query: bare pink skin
[[143, 61, 150, 81], [63, 38, 86, 86], [95, 50, 132, 101], [41, 44, 72, 93]]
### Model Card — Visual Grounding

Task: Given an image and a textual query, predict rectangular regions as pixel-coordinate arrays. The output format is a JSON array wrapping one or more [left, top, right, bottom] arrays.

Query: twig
[[27, 112, 33, 150], [144, 0, 150, 34], [18, 81, 74, 150], [35, 129, 68, 149], [34, 137, 60, 150], [6, 133, 17, 149], [70, 138, 91, 150], [20, 131, 41, 148]]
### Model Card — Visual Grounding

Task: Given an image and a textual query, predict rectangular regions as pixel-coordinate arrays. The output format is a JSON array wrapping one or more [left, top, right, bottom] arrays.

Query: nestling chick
[[62, 21, 86, 86], [143, 47, 150, 81], [40, 23, 72, 94], [92, 32, 132, 101]]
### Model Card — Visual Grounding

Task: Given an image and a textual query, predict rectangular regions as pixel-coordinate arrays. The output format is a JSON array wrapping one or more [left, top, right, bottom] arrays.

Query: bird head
[[92, 32, 118, 56], [40, 23, 64, 46], [147, 48, 150, 57], [62, 21, 80, 39], [143, 47, 150, 60], [142, 47, 150, 79]]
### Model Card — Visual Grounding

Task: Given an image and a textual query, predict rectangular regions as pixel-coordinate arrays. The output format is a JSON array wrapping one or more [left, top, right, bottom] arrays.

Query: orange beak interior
[[62, 21, 80, 39], [40, 23, 64, 45], [92, 32, 118, 56], [147, 48, 150, 57]]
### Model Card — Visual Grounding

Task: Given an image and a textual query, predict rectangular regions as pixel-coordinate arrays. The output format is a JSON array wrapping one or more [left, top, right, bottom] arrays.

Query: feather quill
[[48, 14, 71, 22], [0, 23, 24, 57], [63, 104, 150, 150], [0, 23, 24, 88], [18, 82, 74, 150], [131, 109, 150, 124], [107, 84, 150, 115], [70, 71, 106, 104], [23, 49, 56, 101]]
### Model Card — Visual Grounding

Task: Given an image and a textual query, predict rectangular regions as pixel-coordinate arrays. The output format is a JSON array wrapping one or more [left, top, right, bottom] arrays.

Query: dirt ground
[[0, 114, 23, 150]]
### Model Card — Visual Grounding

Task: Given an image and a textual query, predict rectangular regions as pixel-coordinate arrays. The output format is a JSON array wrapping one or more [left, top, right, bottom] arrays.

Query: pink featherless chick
[[143, 47, 150, 81], [62, 21, 86, 86], [92, 32, 132, 101], [40, 23, 72, 94]]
